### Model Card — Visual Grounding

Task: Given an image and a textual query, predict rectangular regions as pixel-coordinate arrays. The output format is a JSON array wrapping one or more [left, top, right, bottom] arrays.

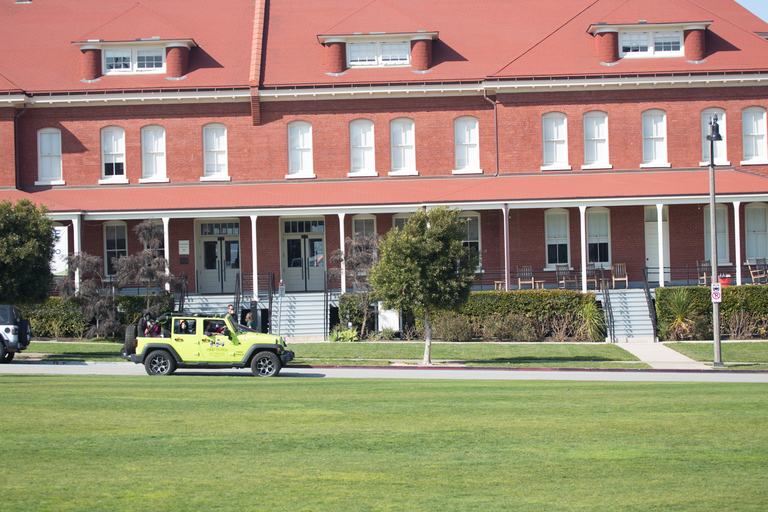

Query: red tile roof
[[0, 0, 254, 94], [7, 169, 767, 216]]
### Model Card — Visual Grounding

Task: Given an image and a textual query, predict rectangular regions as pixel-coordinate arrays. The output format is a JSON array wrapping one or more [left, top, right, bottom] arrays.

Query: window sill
[[139, 177, 170, 184], [639, 162, 671, 168], [388, 170, 419, 177], [347, 171, 378, 178], [35, 179, 65, 186], [700, 161, 730, 167], [200, 175, 231, 182], [540, 164, 572, 171], [285, 173, 317, 180], [98, 177, 129, 185], [740, 160, 768, 166], [581, 164, 613, 170], [452, 168, 483, 175]]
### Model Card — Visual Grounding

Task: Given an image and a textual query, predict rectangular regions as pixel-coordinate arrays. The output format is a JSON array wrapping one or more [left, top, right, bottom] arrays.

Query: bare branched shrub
[[725, 311, 756, 340], [550, 314, 574, 342], [531, 314, 550, 341]]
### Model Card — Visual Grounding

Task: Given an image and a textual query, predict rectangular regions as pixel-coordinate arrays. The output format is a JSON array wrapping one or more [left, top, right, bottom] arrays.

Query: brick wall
[[0, 107, 16, 187]]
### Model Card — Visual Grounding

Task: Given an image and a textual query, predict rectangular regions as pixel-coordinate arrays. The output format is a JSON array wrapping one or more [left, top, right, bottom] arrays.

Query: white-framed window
[[140, 125, 167, 182], [36, 128, 64, 185], [349, 120, 376, 176], [348, 41, 410, 67], [704, 205, 729, 264], [202, 123, 229, 181], [459, 212, 481, 266], [542, 112, 569, 170], [100, 126, 127, 184], [587, 208, 611, 266], [641, 109, 670, 167], [700, 108, 728, 166], [742, 107, 768, 165], [287, 121, 314, 178], [545, 209, 570, 268], [390, 118, 416, 175], [583, 111, 610, 169], [620, 30, 683, 58], [392, 213, 411, 231], [454, 116, 480, 174], [745, 203, 768, 262], [104, 48, 165, 74], [352, 215, 377, 238], [104, 221, 128, 275]]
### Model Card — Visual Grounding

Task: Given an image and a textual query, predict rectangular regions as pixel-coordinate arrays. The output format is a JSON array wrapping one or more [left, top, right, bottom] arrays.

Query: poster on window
[[51, 226, 68, 276]]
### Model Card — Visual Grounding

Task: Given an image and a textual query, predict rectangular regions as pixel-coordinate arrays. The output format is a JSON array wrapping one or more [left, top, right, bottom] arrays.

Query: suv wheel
[[2, 351, 14, 363], [144, 350, 177, 376], [251, 351, 281, 377], [122, 325, 137, 355], [0, 343, 9, 364]]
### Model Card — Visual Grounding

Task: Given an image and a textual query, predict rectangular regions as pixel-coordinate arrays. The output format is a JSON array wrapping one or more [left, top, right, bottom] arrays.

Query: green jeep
[[122, 313, 294, 377]]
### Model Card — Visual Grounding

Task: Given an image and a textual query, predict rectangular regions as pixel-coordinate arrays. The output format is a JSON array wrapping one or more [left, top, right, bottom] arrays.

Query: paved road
[[2, 361, 768, 382]]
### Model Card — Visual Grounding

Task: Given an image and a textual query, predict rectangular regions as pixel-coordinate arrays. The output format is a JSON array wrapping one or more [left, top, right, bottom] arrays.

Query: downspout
[[483, 89, 499, 176], [14, 102, 27, 190]]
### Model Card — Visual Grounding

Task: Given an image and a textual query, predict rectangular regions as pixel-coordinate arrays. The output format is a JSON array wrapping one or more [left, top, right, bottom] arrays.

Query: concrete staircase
[[183, 292, 336, 341], [607, 288, 656, 343]]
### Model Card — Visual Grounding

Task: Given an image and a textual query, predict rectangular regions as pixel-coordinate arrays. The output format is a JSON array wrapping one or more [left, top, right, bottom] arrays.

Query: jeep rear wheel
[[2, 351, 14, 363], [0, 343, 9, 364], [145, 350, 176, 376], [251, 351, 280, 377]]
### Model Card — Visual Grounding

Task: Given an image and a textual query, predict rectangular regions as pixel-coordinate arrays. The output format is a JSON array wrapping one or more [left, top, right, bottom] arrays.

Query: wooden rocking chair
[[611, 263, 628, 289]]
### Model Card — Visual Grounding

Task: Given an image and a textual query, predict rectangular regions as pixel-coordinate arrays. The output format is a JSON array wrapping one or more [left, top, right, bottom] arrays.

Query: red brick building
[[2, 0, 768, 302]]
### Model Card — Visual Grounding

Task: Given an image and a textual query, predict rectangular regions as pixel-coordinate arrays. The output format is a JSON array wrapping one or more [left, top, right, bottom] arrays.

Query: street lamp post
[[707, 114, 724, 368]]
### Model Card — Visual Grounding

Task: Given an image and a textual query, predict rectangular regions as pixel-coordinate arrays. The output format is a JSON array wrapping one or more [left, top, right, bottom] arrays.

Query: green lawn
[[24, 341, 648, 368], [1, 376, 767, 511], [666, 342, 768, 369]]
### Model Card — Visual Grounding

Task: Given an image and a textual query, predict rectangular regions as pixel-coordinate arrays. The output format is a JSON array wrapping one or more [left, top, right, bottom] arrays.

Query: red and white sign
[[711, 283, 722, 303]]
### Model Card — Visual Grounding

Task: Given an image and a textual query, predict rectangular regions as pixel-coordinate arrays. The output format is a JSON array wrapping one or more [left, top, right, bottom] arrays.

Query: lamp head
[[707, 114, 722, 142]]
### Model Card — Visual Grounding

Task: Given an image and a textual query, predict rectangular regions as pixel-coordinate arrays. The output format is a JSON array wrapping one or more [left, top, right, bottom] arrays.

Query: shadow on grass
[[40, 354, 123, 362], [462, 356, 620, 364]]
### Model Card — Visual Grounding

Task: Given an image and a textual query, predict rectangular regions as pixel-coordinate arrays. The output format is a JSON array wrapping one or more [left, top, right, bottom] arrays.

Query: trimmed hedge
[[17, 294, 175, 339], [460, 289, 591, 318], [655, 284, 768, 340]]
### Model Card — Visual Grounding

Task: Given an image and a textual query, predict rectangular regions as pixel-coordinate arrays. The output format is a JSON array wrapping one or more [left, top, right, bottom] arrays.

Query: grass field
[[2, 376, 767, 511], [666, 342, 768, 369]]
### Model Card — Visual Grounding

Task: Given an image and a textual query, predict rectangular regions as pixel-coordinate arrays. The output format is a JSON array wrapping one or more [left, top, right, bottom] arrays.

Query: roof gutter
[[483, 89, 499, 176]]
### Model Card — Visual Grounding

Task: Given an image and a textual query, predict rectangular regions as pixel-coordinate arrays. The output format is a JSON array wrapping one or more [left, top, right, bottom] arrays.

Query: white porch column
[[579, 206, 587, 293], [657, 203, 665, 287], [72, 215, 82, 294], [338, 213, 346, 293], [503, 203, 510, 291], [162, 217, 170, 291], [250, 215, 259, 300], [733, 201, 742, 285]]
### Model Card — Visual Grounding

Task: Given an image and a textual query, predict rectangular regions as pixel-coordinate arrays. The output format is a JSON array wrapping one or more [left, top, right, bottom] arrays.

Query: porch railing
[[598, 267, 616, 343], [641, 267, 659, 342]]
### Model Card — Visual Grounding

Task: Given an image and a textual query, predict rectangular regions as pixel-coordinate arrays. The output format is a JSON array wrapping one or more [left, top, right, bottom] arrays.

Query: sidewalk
[[618, 343, 711, 370]]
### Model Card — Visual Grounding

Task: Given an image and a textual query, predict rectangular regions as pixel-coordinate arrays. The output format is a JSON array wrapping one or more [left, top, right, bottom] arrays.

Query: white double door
[[281, 217, 325, 292], [196, 219, 240, 294]]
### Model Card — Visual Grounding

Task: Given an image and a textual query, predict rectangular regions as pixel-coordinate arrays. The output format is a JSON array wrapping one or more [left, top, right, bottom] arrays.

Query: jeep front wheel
[[251, 351, 280, 377], [145, 350, 176, 376]]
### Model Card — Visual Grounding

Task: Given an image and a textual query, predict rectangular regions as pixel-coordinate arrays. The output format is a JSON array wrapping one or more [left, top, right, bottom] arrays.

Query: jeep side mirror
[[222, 328, 231, 338]]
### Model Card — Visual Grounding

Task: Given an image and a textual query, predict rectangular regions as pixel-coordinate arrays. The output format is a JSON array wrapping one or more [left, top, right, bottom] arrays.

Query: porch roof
[[8, 167, 768, 219]]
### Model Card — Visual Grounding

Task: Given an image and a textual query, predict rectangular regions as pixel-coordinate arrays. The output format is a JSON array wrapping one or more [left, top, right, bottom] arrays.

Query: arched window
[[287, 121, 314, 178], [390, 118, 416, 175], [37, 128, 63, 185], [641, 109, 669, 167], [542, 112, 569, 170], [141, 125, 167, 182], [582, 111, 609, 169], [202, 123, 228, 180], [100, 126, 127, 183], [349, 119, 376, 176], [742, 107, 768, 164], [454, 116, 480, 173], [700, 108, 727, 166]]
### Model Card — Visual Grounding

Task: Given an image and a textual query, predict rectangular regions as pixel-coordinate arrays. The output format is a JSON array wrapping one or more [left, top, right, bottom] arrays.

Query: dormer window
[[348, 41, 410, 67], [105, 48, 165, 74], [620, 30, 683, 58]]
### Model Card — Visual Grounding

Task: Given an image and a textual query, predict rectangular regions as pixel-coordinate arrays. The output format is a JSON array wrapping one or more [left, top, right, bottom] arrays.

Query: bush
[[339, 293, 375, 336], [328, 326, 359, 342], [431, 312, 474, 342], [481, 313, 536, 341]]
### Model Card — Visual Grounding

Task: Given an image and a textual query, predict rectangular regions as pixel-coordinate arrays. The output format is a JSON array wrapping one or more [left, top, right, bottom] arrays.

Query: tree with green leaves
[[369, 206, 478, 364], [0, 199, 56, 303]]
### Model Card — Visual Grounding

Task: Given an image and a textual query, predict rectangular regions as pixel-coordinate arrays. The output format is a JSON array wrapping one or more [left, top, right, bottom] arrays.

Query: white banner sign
[[51, 226, 68, 276]]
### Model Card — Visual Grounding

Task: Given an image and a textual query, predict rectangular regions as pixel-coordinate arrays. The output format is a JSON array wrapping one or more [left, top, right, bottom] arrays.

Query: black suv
[[0, 305, 31, 363]]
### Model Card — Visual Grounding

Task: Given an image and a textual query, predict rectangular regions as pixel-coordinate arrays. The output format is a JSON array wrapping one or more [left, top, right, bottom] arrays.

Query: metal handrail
[[641, 266, 659, 342], [598, 267, 616, 343]]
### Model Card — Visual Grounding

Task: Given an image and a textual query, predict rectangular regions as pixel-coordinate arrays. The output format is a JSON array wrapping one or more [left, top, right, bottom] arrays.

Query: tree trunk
[[422, 309, 432, 365]]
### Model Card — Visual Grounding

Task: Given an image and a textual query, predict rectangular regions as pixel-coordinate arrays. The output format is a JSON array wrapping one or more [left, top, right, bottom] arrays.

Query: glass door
[[196, 220, 240, 294], [281, 218, 325, 292]]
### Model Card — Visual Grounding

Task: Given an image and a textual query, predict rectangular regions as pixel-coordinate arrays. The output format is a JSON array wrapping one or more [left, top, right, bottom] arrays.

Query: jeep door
[[171, 318, 200, 361]]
